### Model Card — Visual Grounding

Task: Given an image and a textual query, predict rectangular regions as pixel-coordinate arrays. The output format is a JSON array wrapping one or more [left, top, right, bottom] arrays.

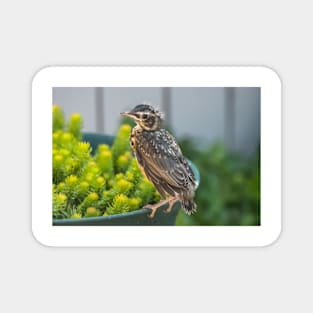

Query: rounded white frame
[[32, 66, 281, 247]]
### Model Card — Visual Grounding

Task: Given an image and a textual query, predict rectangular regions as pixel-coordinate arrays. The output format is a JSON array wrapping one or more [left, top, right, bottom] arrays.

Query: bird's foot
[[144, 200, 167, 218], [163, 196, 179, 214], [144, 197, 176, 218]]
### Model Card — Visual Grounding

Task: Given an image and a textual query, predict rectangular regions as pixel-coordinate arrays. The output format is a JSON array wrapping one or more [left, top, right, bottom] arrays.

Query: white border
[[32, 66, 281, 247]]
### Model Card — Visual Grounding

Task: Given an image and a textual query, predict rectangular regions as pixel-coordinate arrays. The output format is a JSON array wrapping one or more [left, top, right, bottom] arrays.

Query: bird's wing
[[135, 129, 196, 194]]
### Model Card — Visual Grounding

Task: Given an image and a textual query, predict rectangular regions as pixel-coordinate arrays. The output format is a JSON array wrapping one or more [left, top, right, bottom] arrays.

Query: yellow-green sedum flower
[[107, 194, 130, 215], [85, 207, 101, 217], [67, 113, 83, 140], [53, 105, 65, 132], [111, 124, 131, 169], [71, 212, 82, 219]]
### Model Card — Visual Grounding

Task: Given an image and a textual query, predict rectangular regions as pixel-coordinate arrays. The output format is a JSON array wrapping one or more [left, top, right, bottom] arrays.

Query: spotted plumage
[[121, 104, 197, 217]]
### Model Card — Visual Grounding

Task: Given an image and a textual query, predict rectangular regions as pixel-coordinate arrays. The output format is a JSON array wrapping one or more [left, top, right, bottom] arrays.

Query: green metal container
[[53, 132, 200, 226]]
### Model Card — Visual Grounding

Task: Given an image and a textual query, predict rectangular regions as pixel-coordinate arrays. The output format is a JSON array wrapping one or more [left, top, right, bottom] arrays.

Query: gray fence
[[53, 87, 260, 156]]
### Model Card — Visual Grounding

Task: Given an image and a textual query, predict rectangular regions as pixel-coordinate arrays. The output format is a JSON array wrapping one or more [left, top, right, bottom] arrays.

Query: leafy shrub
[[52, 105, 160, 219], [176, 138, 260, 226]]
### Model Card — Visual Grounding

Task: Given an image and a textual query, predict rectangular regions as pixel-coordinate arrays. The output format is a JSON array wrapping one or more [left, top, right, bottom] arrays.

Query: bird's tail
[[181, 198, 197, 215]]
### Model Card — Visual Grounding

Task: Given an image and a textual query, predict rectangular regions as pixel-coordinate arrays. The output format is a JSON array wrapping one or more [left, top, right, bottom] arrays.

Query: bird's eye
[[142, 113, 148, 119]]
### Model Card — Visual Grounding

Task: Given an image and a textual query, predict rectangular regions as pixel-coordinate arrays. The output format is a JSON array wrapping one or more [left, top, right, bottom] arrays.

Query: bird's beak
[[120, 111, 136, 119]]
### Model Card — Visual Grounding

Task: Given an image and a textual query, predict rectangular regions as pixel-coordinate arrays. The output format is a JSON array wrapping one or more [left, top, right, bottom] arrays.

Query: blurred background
[[53, 87, 260, 226]]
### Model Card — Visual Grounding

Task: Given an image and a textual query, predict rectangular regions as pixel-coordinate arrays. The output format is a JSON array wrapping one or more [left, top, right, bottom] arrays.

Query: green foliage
[[111, 124, 132, 171], [53, 105, 65, 132], [176, 138, 260, 226], [52, 105, 160, 219], [116, 151, 132, 173], [134, 179, 156, 205], [94, 144, 114, 178], [67, 113, 83, 140]]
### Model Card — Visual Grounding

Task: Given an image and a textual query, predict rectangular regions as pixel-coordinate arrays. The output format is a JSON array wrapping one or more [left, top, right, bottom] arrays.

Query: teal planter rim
[[54, 208, 154, 225]]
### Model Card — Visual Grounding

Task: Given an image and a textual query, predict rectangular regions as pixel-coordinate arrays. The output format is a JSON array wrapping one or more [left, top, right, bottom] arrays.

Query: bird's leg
[[145, 196, 179, 218], [163, 196, 180, 214], [144, 196, 176, 218]]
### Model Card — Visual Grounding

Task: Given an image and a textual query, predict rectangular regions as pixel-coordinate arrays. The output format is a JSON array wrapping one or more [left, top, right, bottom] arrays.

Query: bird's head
[[120, 104, 163, 131]]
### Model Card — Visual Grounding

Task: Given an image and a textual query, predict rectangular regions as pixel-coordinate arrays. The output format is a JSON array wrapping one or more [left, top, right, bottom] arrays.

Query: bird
[[120, 103, 197, 218]]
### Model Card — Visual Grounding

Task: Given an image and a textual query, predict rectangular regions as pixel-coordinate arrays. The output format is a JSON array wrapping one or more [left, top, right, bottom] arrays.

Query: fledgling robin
[[121, 104, 197, 218]]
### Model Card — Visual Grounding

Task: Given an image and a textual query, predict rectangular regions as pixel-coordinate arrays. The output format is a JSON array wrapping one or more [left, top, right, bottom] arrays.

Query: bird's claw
[[144, 204, 159, 218]]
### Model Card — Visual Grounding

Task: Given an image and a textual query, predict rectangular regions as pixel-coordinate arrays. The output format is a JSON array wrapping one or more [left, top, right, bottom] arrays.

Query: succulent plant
[[52, 105, 160, 219]]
